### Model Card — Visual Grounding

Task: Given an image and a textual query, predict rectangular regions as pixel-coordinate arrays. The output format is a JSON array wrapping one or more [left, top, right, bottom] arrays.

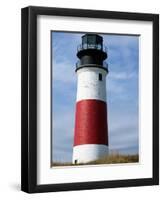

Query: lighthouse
[[72, 34, 109, 164]]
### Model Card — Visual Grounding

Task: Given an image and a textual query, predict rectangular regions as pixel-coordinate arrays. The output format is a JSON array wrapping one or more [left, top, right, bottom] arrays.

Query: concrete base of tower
[[72, 144, 108, 164]]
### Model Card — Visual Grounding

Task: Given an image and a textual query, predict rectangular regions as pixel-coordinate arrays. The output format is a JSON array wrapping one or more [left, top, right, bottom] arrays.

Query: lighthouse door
[[74, 159, 78, 164]]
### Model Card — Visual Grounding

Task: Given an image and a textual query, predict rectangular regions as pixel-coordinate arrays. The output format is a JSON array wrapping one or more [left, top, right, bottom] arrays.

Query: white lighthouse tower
[[73, 34, 109, 164]]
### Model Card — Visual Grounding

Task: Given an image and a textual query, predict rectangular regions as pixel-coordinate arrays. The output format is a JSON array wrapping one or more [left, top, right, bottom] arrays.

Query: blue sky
[[52, 32, 139, 163]]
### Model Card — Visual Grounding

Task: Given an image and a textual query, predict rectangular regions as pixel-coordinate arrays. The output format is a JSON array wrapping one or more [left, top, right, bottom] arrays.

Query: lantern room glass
[[81, 34, 103, 50]]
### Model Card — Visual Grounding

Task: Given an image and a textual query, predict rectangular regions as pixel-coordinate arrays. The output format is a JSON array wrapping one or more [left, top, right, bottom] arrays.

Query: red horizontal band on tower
[[74, 99, 108, 146]]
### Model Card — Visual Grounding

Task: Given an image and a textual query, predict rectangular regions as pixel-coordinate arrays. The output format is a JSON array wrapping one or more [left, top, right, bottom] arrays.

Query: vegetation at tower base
[[52, 154, 139, 167]]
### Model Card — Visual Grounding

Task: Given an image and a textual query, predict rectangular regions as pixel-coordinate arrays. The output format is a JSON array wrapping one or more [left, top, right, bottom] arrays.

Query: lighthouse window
[[99, 73, 102, 81]]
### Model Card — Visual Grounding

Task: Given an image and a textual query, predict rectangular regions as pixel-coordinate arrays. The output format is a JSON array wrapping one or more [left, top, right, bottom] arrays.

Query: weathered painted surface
[[73, 144, 108, 164], [74, 99, 108, 146], [73, 67, 108, 163], [76, 67, 107, 102]]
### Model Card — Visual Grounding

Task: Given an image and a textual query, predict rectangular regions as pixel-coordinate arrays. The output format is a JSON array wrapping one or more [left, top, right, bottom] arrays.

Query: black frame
[[21, 6, 159, 193]]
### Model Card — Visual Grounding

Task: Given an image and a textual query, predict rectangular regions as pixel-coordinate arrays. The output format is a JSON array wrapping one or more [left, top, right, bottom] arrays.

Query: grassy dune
[[52, 154, 139, 167]]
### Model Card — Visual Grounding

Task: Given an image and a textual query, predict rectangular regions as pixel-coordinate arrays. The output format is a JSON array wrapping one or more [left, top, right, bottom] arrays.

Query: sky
[[52, 31, 139, 163]]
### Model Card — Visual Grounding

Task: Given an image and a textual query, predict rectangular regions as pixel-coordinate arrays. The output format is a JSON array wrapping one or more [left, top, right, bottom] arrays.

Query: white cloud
[[109, 71, 137, 80], [52, 110, 75, 162], [52, 60, 76, 85]]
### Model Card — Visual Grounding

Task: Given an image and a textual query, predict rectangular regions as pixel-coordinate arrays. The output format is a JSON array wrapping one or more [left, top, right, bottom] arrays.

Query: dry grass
[[52, 154, 139, 167]]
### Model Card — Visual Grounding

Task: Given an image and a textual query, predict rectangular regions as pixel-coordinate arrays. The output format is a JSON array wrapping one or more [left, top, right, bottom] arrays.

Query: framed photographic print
[[21, 6, 159, 193]]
